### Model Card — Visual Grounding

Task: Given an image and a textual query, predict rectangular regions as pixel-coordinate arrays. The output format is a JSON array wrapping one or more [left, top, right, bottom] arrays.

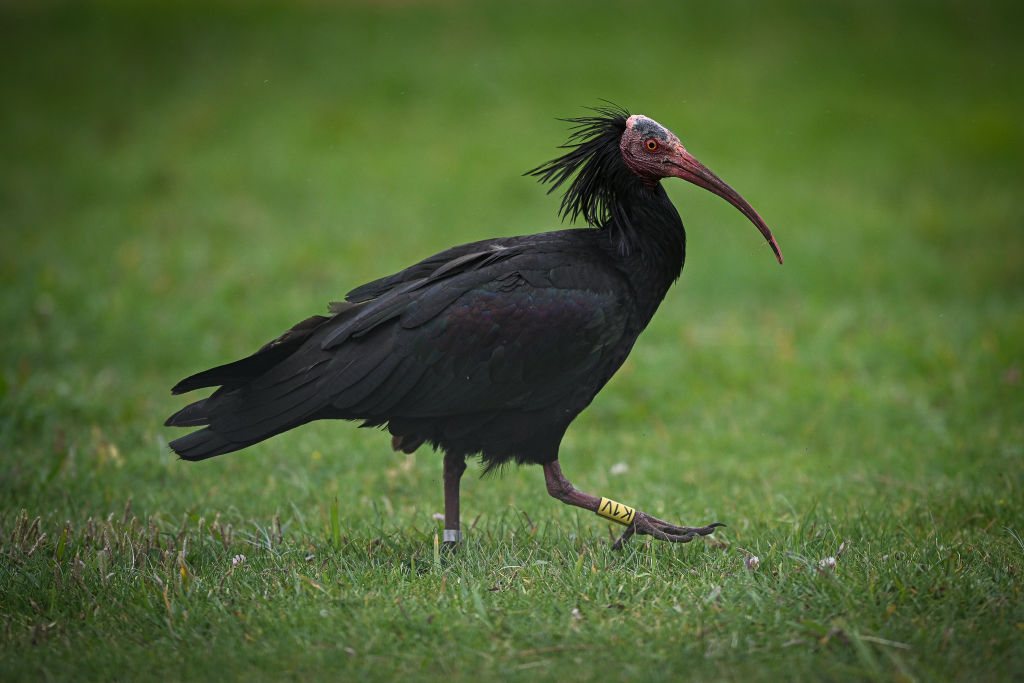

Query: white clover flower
[[232, 554, 247, 567], [819, 556, 837, 570], [746, 555, 760, 571], [609, 462, 630, 476]]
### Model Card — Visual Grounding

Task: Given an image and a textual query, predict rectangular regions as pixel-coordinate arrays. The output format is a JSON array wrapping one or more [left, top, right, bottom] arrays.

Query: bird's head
[[620, 114, 782, 263], [529, 105, 783, 264]]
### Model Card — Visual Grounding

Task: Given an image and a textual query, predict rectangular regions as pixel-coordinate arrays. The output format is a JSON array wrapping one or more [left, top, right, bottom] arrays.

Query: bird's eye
[[646, 139, 658, 151]]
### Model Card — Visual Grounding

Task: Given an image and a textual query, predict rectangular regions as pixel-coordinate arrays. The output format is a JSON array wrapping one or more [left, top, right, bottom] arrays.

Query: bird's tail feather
[[166, 348, 338, 460], [164, 397, 212, 427], [165, 311, 404, 462], [169, 427, 243, 461]]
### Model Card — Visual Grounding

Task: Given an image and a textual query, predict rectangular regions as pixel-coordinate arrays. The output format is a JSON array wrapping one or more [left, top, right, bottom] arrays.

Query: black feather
[[169, 428, 239, 461], [525, 103, 641, 249]]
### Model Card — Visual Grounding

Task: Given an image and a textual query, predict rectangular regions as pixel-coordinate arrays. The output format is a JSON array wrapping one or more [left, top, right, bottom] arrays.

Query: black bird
[[165, 105, 783, 549]]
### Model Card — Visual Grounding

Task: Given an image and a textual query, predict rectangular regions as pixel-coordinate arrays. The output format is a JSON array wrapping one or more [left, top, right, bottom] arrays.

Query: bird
[[165, 104, 783, 549]]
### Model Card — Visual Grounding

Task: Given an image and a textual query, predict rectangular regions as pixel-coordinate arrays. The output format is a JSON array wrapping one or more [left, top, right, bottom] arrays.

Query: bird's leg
[[542, 460, 724, 550], [442, 452, 468, 545]]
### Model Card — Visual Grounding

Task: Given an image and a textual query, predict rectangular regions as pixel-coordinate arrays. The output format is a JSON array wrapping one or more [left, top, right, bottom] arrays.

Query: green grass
[[2, 0, 1022, 680]]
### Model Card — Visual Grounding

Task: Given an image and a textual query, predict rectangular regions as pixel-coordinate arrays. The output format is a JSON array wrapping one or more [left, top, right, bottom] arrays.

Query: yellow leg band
[[596, 497, 636, 526]]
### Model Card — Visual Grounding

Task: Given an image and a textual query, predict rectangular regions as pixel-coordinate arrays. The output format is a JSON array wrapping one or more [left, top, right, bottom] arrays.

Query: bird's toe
[[611, 512, 724, 549]]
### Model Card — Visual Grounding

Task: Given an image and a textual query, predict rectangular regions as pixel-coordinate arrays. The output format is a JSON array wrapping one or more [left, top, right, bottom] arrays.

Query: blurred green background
[[1, 0, 1022, 680]]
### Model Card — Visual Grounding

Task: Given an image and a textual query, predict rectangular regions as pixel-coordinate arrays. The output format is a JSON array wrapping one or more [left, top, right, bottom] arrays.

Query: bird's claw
[[611, 511, 724, 550]]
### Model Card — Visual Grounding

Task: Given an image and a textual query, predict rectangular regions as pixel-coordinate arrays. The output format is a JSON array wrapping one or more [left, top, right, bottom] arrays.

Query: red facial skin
[[620, 114, 783, 264]]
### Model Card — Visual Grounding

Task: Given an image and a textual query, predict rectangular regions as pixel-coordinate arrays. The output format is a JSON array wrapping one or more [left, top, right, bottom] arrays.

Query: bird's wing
[[170, 312, 332, 395], [320, 240, 529, 349], [318, 232, 627, 411], [183, 233, 630, 447], [344, 237, 522, 303], [168, 239, 517, 396]]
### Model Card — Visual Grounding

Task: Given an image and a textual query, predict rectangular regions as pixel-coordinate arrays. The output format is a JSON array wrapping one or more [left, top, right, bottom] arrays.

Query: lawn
[[1, 0, 1022, 680]]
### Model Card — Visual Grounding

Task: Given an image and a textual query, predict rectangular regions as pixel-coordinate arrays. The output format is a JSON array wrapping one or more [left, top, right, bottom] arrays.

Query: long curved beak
[[667, 145, 783, 264]]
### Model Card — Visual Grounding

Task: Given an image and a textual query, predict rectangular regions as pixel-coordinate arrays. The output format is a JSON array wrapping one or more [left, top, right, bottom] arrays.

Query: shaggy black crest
[[525, 103, 636, 231]]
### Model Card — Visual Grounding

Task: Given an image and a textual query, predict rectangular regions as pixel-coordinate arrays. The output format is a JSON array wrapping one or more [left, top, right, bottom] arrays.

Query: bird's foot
[[611, 512, 723, 550]]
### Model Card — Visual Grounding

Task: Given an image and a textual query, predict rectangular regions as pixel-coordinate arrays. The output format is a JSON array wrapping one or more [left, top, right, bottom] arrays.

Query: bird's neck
[[603, 182, 686, 314]]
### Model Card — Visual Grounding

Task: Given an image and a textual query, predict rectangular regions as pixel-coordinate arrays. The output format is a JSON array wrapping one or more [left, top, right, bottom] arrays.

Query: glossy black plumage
[[166, 104, 779, 512]]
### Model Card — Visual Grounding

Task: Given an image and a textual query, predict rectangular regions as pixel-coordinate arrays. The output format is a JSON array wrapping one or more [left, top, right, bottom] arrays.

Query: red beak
[[668, 145, 783, 264]]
